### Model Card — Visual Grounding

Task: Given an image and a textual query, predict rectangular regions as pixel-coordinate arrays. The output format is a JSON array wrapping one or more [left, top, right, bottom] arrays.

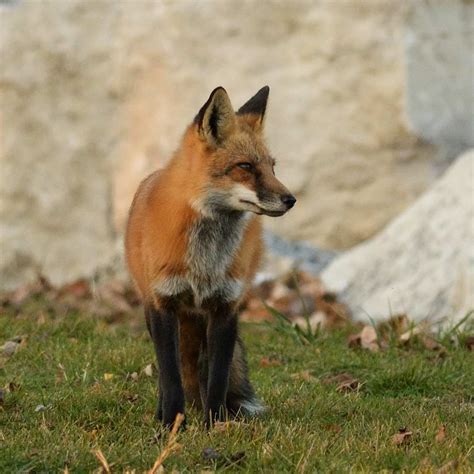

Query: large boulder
[[0, 2, 123, 290], [0, 1, 436, 290], [404, 0, 474, 160], [321, 151, 474, 326]]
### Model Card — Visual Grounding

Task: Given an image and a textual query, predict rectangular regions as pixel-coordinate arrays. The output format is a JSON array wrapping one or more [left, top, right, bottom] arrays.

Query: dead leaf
[[322, 372, 361, 392], [436, 460, 458, 473], [348, 326, 380, 352], [360, 326, 380, 351], [290, 370, 316, 382], [378, 314, 410, 337], [399, 324, 427, 343], [435, 424, 446, 442], [143, 364, 154, 377], [129, 371, 139, 381], [103, 373, 114, 381], [336, 379, 361, 393], [58, 279, 90, 299], [422, 335, 445, 352], [259, 356, 282, 368], [392, 427, 412, 446]]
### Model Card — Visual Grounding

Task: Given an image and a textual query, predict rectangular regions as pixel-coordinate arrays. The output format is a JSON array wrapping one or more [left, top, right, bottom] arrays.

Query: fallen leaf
[[58, 279, 91, 299], [129, 371, 139, 381], [348, 326, 380, 352], [290, 370, 316, 382], [392, 427, 412, 446], [360, 326, 380, 351], [422, 336, 445, 352], [378, 314, 410, 337], [336, 379, 361, 393], [103, 373, 114, 381], [399, 324, 427, 343], [436, 460, 458, 473], [143, 364, 154, 377], [323, 373, 362, 392], [259, 356, 282, 368], [435, 424, 446, 442]]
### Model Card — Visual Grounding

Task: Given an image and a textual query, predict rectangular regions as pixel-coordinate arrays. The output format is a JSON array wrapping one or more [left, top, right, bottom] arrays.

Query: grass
[[1, 300, 473, 473]]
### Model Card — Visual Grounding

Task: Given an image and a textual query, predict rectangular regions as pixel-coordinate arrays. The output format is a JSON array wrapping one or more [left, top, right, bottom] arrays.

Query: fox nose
[[281, 194, 296, 209]]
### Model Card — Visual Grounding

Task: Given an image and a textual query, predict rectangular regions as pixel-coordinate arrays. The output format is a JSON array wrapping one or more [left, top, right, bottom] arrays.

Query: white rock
[[321, 151, 474, 327], [404, 0, 474, 159], [0, 1, 437, 290]]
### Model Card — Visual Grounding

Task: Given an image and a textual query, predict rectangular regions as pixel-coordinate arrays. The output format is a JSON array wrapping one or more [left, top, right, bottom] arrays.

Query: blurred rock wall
[[404, 0, 474, 161], [0, 0, 469, 289]]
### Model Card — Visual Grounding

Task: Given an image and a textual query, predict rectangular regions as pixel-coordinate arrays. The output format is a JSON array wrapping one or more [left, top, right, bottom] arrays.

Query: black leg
[[204, 300, 238, 426], [198, 343, 208, 411], [146, 303, 185, 428]]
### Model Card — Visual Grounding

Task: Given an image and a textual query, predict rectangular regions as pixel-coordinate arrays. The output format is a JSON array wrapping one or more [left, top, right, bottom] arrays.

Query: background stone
[[1, 0, 470, 290], [404, 0, 474, 162], [321, 151, 474, 326]]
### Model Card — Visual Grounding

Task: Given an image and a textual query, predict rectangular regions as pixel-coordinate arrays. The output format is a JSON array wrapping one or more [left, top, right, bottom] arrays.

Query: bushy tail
[[226, 336, 266, 417]]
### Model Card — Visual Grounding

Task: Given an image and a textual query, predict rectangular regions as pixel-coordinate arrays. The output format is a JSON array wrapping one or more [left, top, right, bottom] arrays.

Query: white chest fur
[[154, 211, 250, 305], [185, 211, 249, 304]]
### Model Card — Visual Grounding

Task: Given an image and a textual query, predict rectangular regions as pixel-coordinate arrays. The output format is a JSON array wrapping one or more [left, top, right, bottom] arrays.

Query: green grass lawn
[[1, 302, 473, 473]]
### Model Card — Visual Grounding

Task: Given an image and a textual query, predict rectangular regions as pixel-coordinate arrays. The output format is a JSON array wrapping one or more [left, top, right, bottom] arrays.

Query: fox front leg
[[146, 302, 185, 428], [204, 299, 238, 426]]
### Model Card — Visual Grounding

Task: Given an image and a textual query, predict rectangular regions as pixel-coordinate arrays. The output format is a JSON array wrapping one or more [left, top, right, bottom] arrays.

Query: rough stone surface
[[0, 2, 123, 289], [321, 151, 474, 326], [404, 0, 474, 161], [0, 0, 436, 289], [261, 232, 337, 280]]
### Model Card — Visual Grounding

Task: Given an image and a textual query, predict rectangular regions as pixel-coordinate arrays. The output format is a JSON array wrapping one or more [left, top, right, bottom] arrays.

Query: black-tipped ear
[[237, 86, 270, 130], [194, 87, 236, 146]]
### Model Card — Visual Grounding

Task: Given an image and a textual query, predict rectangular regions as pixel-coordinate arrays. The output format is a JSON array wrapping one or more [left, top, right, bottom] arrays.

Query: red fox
[[125, 86, 296, 427]]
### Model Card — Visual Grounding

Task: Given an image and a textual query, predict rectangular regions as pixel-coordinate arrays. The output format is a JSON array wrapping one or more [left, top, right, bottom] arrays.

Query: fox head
[[191, 86, 296, 217]]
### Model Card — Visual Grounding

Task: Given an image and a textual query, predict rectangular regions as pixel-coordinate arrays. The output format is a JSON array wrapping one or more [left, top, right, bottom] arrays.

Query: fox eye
[[237, 162, 254, 172]]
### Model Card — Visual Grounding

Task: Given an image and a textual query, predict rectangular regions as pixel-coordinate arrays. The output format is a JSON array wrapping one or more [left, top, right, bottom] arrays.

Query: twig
[[148, 413, 185, 474], [93, 448, 111, 473]]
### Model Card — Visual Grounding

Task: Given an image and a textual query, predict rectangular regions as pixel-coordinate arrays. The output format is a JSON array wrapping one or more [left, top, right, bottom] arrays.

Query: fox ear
[[237, 86, 270, 131], [194, 87, 236, 146]]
